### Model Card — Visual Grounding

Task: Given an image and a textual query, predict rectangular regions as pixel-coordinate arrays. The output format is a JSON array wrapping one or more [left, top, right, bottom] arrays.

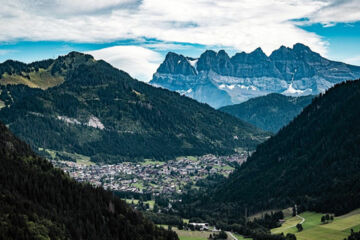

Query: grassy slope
[[167, 226, 251, 240], [0, 71, 64, 89], [272, 210, 360, 240], [173, 228, 209, 240], [124, 199, 155, 210]]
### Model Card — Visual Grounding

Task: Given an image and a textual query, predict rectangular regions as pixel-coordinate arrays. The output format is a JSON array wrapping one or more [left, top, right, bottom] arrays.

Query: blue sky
[[1, 0, 360, 81]]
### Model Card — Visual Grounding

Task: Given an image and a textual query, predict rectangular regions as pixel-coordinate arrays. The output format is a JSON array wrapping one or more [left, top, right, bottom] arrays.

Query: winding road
[[226, 231, 238, 240], [227, 215, 306, 239], [272, 214, 306, 233]]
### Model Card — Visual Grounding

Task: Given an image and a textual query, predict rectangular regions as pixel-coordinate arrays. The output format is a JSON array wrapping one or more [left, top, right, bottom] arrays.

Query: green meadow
[[123, 199, 155, 210], [272, 209, 360, 240], [43, 148, 94, 166]]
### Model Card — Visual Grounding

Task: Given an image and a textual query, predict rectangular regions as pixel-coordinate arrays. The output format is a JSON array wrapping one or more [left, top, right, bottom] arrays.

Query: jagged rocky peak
[[249, 47, 268, 58], [197, 49, 233, 75], [156, 52, 196, 75], [293, 43, 323, 63], [230, 51, 247, 63], [150, 43, 360, 108], [270, 45, 298, 60], [293, 43, 312, 52], [231, 47, 269, 64], [197, 50, 217, 71], [217, 49, 230, 58], [270, 43, 322, 61]]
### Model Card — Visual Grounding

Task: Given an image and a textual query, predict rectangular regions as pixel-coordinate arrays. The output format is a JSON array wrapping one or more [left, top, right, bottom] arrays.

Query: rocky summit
[[150, 43, 360, 108]]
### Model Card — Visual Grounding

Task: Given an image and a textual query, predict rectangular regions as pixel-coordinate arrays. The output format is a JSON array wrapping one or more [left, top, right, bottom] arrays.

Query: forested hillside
[[215, 80, 360, 215], [0, 121, 178, 240], [220, 93, 314, 132], [0, 52, 268, 163]]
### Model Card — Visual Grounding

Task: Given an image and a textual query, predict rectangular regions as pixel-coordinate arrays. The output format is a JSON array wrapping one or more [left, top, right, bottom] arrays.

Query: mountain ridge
[[214, 79, 360, 215], [0, 52, 268, 163], [219, 93, 314, 132], [151, 43, 360, 108]]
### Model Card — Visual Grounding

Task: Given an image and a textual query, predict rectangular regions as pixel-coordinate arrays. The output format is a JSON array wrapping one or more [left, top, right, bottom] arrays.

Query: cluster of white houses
[[52, 153, 248, 195]]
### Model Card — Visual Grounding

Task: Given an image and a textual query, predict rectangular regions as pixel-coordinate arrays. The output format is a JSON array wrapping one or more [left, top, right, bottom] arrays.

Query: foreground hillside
[[216, 79, 360, 215], [0, 52, 268, 163], [220, 93, 314, 132], [272, 210, 360, 240], [0, 121, 178, 240]]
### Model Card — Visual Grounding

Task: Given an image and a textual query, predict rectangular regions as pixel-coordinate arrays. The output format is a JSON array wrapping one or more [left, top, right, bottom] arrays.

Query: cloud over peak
[[88, 45, 163, 82]]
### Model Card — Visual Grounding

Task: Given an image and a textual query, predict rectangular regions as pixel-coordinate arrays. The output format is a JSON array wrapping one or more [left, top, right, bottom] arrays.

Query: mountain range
[[219, 93, 314, 132], [0, 52, 268, 163], [150, 43, 360, 108]]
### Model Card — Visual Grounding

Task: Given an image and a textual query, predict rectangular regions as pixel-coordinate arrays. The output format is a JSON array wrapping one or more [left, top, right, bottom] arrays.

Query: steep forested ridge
[[0, 52, 268, 163], [219, 93, 314, 132], [0, 121, 178, 240], [215, 80, 360, 215]]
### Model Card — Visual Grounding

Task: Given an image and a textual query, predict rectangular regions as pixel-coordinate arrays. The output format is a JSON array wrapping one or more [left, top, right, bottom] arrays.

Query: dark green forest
[[0, 121, 178, 240], [219, 93, 314, 132], [0, 52, 268, 163], [154, 80, 360, 239], [215, 79, 360, 215]]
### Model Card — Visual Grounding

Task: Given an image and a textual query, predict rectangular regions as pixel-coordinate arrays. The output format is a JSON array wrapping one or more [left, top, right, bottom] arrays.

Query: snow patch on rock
[[57, 116, 81, 125], [86, 116, 105, 130]]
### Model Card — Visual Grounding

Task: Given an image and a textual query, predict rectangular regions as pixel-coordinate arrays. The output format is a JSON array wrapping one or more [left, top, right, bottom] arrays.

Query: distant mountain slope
[[0, 121, 178, 240], [0, 52, 94, 89], [215, 79, 360, 215], [0, 52, 268, 163], [219, 93, 314, 132], [150, 43, 360, 108]]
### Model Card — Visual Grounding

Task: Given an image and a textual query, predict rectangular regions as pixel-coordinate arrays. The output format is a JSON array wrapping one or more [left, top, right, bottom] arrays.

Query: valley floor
[[271, 209, 360, 240], [50, 153, 247, 195], [171, 227, 251, 240]]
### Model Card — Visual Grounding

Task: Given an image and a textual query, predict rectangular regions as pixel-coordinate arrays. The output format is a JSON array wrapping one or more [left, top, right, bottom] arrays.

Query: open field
[[141, 159, 165, 166], [123, 199, 155, 210], [271, 209, 360, 240], [176, 156, 198, 161], [0, 100, 5, 109], [173, 228, 210, 240], [163, 227, 250, 240], [233, 233, 252, 240], [0, 71, 64, 89], [43, 148, 94, 166]]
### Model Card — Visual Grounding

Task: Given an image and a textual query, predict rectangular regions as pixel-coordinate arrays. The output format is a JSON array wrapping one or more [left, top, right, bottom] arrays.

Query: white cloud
[[0, 50, 15, 56], [87, 46, 163, 82], [0, 0, 359, 57], [308, 0, 360, 24], [344, 55, 360, 66]]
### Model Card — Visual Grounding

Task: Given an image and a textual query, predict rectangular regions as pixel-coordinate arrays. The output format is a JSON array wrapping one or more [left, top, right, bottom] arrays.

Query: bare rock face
[[150, 43, 360, 108]]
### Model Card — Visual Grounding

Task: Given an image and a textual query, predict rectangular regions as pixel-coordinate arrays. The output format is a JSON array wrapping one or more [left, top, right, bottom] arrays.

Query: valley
[[2, 1, 360, 240], [51, 153, 247, 195], [0, 52, 267, 163]]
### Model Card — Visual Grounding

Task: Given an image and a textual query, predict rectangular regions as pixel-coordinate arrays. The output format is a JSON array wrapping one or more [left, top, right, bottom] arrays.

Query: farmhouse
[[189, 223, 209, 231]]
